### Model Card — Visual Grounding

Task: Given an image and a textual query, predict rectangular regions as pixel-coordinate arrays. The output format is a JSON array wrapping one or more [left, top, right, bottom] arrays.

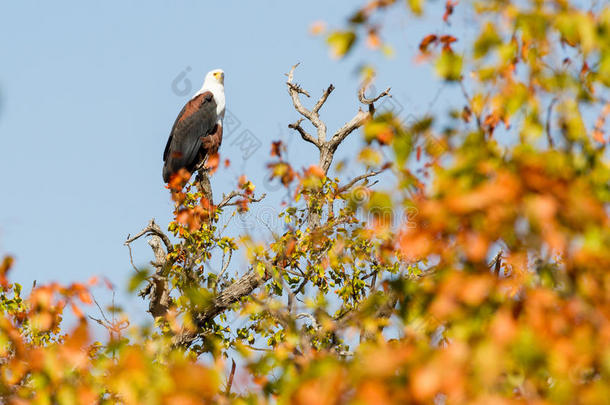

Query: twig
[[217, 192, 266, 209], [358, 81, 391, 106], [225, 359, 236, 396], [313, 84, 335, 114], [215, 250, 233, 292], [336, 167, 388, 194], [545, 98, 558, 148], [126, 242, 140, 273], [459, 79, 482, 129]]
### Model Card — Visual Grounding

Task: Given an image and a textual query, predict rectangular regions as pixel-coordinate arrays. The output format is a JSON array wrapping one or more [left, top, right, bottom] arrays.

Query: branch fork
[[286, 63, 391, 173]]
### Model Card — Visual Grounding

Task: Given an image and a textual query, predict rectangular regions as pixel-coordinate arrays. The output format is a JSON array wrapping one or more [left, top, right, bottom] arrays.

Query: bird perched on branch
[[162, 69, 226, 183]]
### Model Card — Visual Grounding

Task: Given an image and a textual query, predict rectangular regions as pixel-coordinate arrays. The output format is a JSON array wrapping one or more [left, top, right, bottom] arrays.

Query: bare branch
[[215, 250, 233, 293], [217, 192, 266, 209], [286, 64, 390, 176], [286, 63, 328, 143], [329, 82, 390, 152], [336, 167, 388, 194], [329, 109, 370, 150], [125, 219, 173, 254], [126, 220, 172, 318], [545, 98, 558, 148], [125, 241, 140, 273], [288, 119, 319, 147], [313, 84, 335, 114], [358, 84, 391, 106]]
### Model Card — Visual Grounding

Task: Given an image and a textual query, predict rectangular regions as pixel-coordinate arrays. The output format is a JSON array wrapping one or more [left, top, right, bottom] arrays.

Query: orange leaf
[[443, 0, 458, 23], [306, 165, 325, 179], [0, 256, 14, 289], [412, 365, 441, 401], [366, 30, 381, 49], [271, 140, 284, 158], [71, 302, 84, 319], [419, 34, 438, 53], [309, 21, 326, 36]]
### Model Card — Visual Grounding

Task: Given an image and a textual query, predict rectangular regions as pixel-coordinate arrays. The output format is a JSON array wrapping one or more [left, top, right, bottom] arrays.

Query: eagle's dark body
[[162, 91, 223, 183]]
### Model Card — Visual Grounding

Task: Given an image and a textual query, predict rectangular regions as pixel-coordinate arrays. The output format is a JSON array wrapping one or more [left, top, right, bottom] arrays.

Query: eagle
[[162, 69, 226, 183]]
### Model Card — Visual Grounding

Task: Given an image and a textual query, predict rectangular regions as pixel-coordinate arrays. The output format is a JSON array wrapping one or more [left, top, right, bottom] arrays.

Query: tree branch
[[172, 269, 269, 347], [329, 79, 391, 157], [286, 63, 329, 143], [328, 109, 371, 153], [125, 219, 173, 254], [336, 167, 388, 195], [545, 98, 558, 148], [358, 83, 391, 107], [288, 119, 319, 147], [125, 220, 172, 318], [313, 84, 335, 114], [217, 191, 266, 209]]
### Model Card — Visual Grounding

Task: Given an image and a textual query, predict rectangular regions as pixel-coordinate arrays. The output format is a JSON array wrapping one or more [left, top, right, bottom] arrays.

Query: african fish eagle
[[162, 69, 226, 183]]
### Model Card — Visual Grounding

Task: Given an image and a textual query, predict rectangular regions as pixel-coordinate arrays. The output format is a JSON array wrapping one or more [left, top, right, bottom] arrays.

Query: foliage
[[2, 0, 610, 403]]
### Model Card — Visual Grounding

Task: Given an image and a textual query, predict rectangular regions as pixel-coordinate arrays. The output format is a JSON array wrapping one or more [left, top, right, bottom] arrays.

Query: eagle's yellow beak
[[213, 71, 224, 85]]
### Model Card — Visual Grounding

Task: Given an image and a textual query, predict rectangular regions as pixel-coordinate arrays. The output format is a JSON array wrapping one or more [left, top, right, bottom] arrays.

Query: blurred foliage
[[2, 0, 610, 403]]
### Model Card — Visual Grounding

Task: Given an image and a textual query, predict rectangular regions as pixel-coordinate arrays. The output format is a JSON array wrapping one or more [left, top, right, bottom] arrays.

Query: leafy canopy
[[1, 1, 610, 403]]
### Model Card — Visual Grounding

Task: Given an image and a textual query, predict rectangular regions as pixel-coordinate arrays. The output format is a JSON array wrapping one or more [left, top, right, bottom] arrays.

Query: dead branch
[[336, 167, 388, 195], [358, 77, 391, 110], [313, 84, 335, 114], [286, 64, 390, 174], [217, 191, 266, 209], [288, 118, 318, 147], [126, 219, 172, 318], [327, 110, 371, 156], [286, 64, 391, 229], [125, 219, 173, 254], [286, 63, 329, 143]]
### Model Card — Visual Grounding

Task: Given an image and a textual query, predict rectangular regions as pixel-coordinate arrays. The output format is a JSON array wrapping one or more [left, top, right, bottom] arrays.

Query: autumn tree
[[1, 0, 610, 403]]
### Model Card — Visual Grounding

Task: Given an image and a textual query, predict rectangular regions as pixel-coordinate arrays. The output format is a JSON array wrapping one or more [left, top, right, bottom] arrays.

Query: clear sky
[[0, 1, 466, 318]]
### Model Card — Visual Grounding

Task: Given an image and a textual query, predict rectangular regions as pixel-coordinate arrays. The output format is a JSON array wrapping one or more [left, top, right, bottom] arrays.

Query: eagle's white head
[[195, 68, 225, 121]]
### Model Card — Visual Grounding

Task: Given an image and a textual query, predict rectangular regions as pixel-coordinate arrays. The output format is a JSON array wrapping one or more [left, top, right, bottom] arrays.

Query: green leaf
[[435, 50, 463, 81], [128, 269, 150, 293], [327, 30, 356, 58], [474, 22, 502, 59]]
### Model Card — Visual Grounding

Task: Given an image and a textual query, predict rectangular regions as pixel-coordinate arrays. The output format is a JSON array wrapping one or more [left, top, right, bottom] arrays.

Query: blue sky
[[0, 1, 465, 318]]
